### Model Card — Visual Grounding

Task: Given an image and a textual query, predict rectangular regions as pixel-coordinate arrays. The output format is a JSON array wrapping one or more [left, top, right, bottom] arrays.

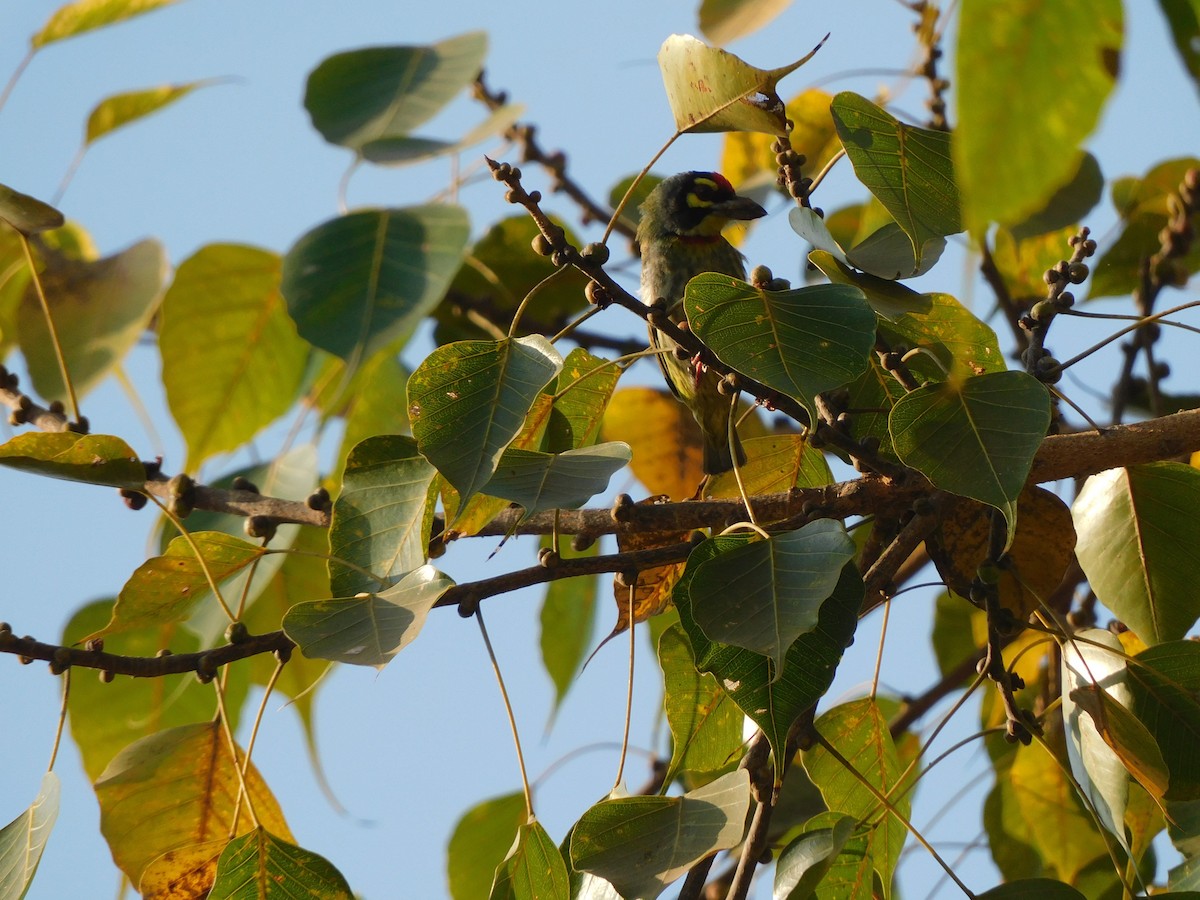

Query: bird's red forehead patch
[[709, 172, 734, 193]]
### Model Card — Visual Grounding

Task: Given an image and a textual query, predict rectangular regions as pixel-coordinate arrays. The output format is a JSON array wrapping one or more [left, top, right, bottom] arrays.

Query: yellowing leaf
[[722, 89, 839, 189], [86, 81, 213, 145], [658, 33, 826, 136], [601, 386, 704, 501], [699, 0, 792, 45], [95, 722, 291, 887], [33, 0, 180, 47]]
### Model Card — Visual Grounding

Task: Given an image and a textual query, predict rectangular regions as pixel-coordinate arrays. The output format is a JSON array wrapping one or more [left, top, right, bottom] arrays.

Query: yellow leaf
[[33, 0, 181, 47], [699, 0, 792, 45], [601, 386, 704, 500], [658, 33, 827, 136], [721, 89, 840, 188]]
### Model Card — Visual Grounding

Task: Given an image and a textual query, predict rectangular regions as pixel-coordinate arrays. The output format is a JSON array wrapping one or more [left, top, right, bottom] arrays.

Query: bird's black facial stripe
[[685, 176, 727, 209]]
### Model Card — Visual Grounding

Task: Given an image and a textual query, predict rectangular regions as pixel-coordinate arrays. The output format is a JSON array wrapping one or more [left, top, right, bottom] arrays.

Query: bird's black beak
[[713, 194, 767, 221]]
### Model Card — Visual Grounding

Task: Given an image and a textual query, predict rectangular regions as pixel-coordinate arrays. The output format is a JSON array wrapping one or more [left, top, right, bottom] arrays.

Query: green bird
[[637, 171, 767, 474]]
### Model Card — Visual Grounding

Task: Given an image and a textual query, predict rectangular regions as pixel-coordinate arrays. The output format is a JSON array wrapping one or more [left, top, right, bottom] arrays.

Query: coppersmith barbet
[[637, 171, 766, 474]]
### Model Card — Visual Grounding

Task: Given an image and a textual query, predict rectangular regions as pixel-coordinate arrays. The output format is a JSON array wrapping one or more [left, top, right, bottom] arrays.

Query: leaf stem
[[46, 669, 69, 772], [150, 494, 237, 623], [19, 232, 81, 423], [476, 607, 535, 819], [612, 579, 636, 792]]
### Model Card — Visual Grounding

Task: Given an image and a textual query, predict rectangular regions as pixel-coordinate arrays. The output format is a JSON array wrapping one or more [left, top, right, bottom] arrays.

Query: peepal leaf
[[0, 432, 143, 488], [305, 32, 487, 150], [1060, 629, 1134, 849], [408, 335, 563, 507], [283, 565, 454, 667], [1073, 463, 1200, 645], [658, 33, 826, 135], [684, 275, 875, 413], [0, 772, 59, 899], [32, 0, 180, 47], [773, 814, 857, 900], [489, 819, 570, 900], [570, 770, 750, 899], [955, 0, 1123, 233], [830, 92, 961, 266], [329, 435, 437, 597], [689, 521, 855, 678], [699, 0, 792, 45], [447, 793, 527, 900], [281, 205, 469, 364], [92, 532, 268, 638], [482, 442, 632, 516], [890, 371, 1050, 542], [86, 81, 213, 145], [209, 828, 352, 899], [0, 183, 64, 235]]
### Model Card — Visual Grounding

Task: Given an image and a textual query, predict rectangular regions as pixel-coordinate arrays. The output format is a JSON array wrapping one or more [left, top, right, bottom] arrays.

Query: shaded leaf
[[0, 772, 59, 900], [658, 622, 744, 779], [676, 549, 862, 767], [723, 89, 839, 193], [447, 793, 526, 900], [0, 184, 63, 235], [408, 335, 562, 507], [360, 102, 524, 166], [209, 828, 352, 899], [282, 205, 469, 365], [685, 275, 876, 414], [482, 442, 632, 517], [830, 93, 961, 264], [955, 0, 1123, 232], [570, 770, 750, 899], [540, 537, 597, 718], [95, 722, 290, 887], [1073, 463, 1200, 645], [1128, 641, 1200, 801], [773, 814, 857, 900], [1159, 0, 1200, 97], [977, 881, 1086, 899], [19, 238, 166, 400], [283, 565, 454, 667], [328, 435, 437, 597], [304, 32, 487, 149], [1009, 152, 1104, 241], [490, 818, 569, 900], [608, 516, 690, 639], [890, 371, 1050, 542], [160, 244, 308, 468], [658, 33, 825, 135], [690, 521, 856, 678], [85, 81, 213, 145], [32, 0, 180, 46], [0, 432, 143, 489], [928, 486, 1076, 622]]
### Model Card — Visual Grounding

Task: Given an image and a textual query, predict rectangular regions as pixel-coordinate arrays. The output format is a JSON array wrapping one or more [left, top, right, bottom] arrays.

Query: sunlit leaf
[[91, 532, 267, 638], [489, 818, 569, 900], [600, 386, 704, 500], [304, 32, 487, 150], [1060, 629, 1134, 848], [208, 828, 352, 899], [1073, 463, 1200, 645], [658, 622, 744, 779], [685, 275, 876, 414], [955, 0, 1123, 232], [723, 89, 839, 193], [85, 80, 214, 145], [657, 33, 825, 135], [1009, 152, 1104, 241], [328, 435, 437, 597], [281, 205, 469, 365], [448, 793, 527, 900], [570, 770, 750, 899], [773, 814, 857, 900], [606, 518, 690, 640], [699, 0, 791, 44], [482, 442, 631, 517], [0, 772, 59, 900], [19, 238, 166, 400], [63, 598, 246, 782], [95, 722, 290, 887], [0, 183, 64, 235], [802, 698, 909, 892], [543, 348, 620, 454], [690, 521, 856, 678], [161, 244, 308, 468], [0, 432, 143, 489], [32, 0, 180, 46], [408, 335, 562, 507], [830, 92, 961, 265], [890, 371, 1050, 543], [1128, 641, 1200, 801], [704, 433, 832, 500], [283, 565, 454, 668]]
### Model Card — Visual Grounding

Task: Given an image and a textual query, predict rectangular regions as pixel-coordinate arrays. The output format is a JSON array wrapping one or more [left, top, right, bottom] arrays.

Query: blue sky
[[1, 1, 1198, 898]]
